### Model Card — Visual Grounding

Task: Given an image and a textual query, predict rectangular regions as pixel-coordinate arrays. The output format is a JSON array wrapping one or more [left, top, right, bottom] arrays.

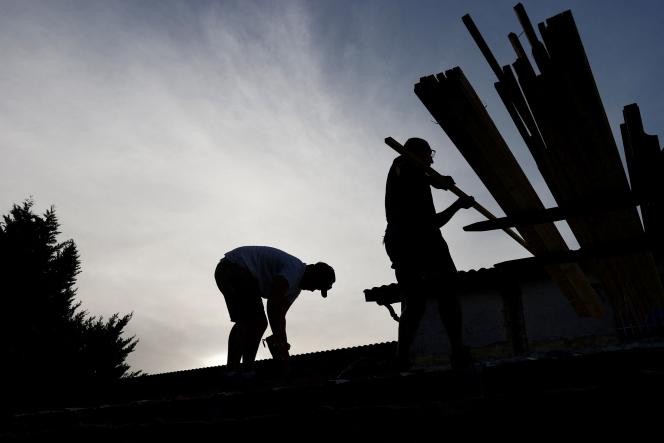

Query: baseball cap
[[404, 137, 435, 157], [314, 262, 335, 298]]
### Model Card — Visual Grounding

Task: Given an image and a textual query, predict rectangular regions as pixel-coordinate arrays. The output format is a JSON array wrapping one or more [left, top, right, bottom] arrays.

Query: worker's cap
[[313, 262, 335, 298], [404, 137, 434, 157]]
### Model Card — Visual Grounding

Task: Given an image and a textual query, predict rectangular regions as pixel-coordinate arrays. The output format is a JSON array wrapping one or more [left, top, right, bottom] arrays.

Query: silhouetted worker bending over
[[214, 246, 335, 369], [384, 138, 475, 370]]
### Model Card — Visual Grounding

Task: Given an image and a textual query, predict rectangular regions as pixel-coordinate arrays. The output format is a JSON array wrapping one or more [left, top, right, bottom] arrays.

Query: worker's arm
[[429, 174, 456, 190], [434, 195, 475, 228], [266, 276, 291, 359]]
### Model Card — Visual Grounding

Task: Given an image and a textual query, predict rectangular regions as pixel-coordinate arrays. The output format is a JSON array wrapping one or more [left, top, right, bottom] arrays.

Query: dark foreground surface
[[3, 342, 664, 440]]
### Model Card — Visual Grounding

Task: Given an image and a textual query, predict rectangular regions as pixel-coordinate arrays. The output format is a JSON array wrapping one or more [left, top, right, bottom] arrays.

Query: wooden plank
[[621, 103, 664, 251], [462, 14, 503, 78], [463, 196, 641, 232], [542, 11, 632, 201], [513, 2, 550, 72], [544, 9, 662, 280], [530, 241, 655, 265]]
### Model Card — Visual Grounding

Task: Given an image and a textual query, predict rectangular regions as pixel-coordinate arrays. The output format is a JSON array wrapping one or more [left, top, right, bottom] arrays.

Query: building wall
[[410, 274, 618, 364], [410, 288, 508, 362], [521, 279, 615, 345]]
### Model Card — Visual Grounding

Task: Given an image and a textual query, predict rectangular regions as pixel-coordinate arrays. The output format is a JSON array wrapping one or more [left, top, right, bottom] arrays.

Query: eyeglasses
[[430, 150, 436, 158]]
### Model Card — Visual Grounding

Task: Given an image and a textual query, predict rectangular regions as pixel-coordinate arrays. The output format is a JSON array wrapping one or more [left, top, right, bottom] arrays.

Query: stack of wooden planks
[[415, 68, 603, 318], [415, 3, 664, 322]]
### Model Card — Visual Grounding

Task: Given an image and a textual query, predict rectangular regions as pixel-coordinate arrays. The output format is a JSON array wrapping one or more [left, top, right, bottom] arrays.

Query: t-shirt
[[385, 156, 438, 229], [384, 155, 456, 273], [223, 246, 306, 306]]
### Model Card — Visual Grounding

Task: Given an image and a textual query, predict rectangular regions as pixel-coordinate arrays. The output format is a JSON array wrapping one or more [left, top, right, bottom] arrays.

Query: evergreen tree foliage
[[0, 199, 139, 409]]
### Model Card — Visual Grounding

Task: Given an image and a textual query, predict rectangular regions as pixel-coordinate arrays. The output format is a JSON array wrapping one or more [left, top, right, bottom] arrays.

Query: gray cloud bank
[[1, 0, 662, 372]]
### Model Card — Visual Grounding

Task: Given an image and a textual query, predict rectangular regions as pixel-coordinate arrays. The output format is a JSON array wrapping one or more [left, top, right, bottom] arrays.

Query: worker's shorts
[[214, 258, 264, 322], [394, 265, 460, 305]]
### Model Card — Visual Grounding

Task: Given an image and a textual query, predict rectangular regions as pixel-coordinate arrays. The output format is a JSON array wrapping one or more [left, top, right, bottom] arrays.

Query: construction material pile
[[415, 3, 664, 326]]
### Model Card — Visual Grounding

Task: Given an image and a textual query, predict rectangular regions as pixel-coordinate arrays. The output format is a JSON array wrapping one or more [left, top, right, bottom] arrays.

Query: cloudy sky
[[2, 0, 663, 374]]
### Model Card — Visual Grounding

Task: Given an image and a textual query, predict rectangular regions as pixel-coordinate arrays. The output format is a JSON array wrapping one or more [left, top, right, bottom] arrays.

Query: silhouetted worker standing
[[384, 138, 474, 370], [214, 246, 335, 369]]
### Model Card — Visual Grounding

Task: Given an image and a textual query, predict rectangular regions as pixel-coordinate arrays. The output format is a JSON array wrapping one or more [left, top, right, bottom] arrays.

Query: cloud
[[6, 0, 637, 373], [0, 1, 406, 373]]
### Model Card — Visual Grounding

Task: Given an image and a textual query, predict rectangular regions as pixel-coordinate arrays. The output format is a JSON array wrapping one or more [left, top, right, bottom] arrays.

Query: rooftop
[[5, 340, 664, 438]]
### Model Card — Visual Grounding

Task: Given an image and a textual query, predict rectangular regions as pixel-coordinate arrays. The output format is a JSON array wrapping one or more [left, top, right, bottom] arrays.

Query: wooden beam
[[513, 2, 551, 72], [621, 103, 664, 251], [462, 14, 503, 79], [463, 197, 641, 232], [531, 241, 656, 265]]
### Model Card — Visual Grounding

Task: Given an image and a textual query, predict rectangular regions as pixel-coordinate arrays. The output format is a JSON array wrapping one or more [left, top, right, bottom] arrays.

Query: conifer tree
[[0, 200, 139, 408]]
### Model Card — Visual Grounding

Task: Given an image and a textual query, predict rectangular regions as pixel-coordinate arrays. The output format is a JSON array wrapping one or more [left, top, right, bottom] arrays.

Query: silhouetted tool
[[384, 136, 530, 252], [263, 335, 290, 360]]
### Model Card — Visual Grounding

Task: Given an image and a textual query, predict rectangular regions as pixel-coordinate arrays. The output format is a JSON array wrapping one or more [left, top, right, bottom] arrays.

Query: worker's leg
[[240, 309, 268, 364], [437, 292, 464, 354], [434, 274, 472, 369], [227, 313, 267, 368], [227, 323, 243, 369], [395, 268, 426, 369], [397, 297, 426, 369], [216, 259, 243, 369], [215, 258, 264, 368]]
